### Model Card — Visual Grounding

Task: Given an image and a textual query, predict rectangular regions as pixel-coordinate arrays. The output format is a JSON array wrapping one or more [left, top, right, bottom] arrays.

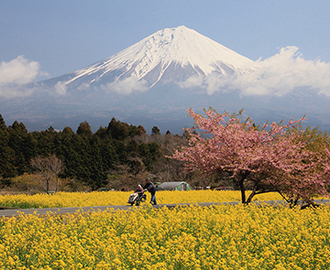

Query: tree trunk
[[46, 179, 49, 193], [246, 181, 259, 203], [239, 179, 246, 204], [246, 188, 256, 204], [238, 171, 251, 204], [55, 177, 59, 192]]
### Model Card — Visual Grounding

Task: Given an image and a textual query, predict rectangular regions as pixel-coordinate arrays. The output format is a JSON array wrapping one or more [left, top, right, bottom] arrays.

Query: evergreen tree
[[7, 121, 31, 175], [88, 136, 107, 189], [31, 128, 56, 157], [0, 114, 6, 130], [76, 121, 92, 137], [151, 126, 160, 135], [0, 127, 16, 178], [56, 127, 79, 179], [0, 117, 169, 191], [107, 118, 129, 140], [99, 138, 119, 172], [94, 126, 108, 140]]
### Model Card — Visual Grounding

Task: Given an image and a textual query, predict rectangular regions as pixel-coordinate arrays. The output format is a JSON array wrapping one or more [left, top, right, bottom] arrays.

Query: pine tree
[[0, 114, 6, 130]]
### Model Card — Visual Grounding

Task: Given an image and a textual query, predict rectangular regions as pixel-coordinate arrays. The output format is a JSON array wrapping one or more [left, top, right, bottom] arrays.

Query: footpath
[[1, 199, 329, 218]]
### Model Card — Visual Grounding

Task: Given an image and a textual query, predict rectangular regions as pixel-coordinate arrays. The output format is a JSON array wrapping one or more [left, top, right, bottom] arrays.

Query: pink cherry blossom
[[169, 108, 330, 205]]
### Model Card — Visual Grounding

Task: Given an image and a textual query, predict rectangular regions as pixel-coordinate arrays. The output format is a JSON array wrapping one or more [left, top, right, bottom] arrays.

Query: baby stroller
[[128, 185, 147, 206]]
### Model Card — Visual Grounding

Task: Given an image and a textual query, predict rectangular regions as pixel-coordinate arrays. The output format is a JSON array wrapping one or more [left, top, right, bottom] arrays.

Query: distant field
[[0, 190, 285, 209]]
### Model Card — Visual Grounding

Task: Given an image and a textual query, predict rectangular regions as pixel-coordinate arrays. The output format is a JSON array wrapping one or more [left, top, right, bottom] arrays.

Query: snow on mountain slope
[[3, 26, 330, 134], [64, 26, 254, 89]]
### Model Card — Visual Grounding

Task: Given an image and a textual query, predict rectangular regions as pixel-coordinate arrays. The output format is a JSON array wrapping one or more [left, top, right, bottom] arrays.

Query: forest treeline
[[0, 114, 196, 192], [1, 112, 329, 193]]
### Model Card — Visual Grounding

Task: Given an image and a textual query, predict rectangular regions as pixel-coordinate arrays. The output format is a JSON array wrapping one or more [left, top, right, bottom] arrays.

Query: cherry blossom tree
[[169, 108, 330, 205]]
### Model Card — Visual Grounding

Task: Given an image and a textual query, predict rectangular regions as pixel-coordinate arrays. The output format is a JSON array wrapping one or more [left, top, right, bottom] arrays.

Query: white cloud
[[77, 82, 91, 91], [236, 46, 330, 97], [0, 85, 36, 98], [3, 47, 330, 99], [204, 73, 231, 94], [177, 74, 204, 89], [179, 46, 330, 97], [101, 76, 149, 95], [0, 56, 48, 98], [54, 81, 67, 95]]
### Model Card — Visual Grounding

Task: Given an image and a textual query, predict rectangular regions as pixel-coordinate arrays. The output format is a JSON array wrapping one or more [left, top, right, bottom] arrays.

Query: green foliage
[[151, 126, 160, 135], [107, 117, 129, 140], [0, 116, 164, 191], [0, 114, 6, 130], [76, 121, 92, 137], [9, 173, 43, 192], [290, 124, 330, 153], [0, 128, 16, 178]]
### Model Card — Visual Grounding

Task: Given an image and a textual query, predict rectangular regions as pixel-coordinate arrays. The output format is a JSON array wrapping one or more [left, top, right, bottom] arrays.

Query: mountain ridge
[[1, 26, 330, 134], [46, 25, 255, 91]]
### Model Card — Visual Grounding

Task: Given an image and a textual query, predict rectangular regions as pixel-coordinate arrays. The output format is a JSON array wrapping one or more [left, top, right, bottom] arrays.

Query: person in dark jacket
[[143, 179, 157, 205]]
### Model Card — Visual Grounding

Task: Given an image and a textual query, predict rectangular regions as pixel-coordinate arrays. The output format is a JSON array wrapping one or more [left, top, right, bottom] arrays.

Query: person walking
[[143, 179, 157, 205]]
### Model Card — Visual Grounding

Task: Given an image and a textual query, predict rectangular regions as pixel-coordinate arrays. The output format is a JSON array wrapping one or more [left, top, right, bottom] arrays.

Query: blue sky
[[1, 0, 330, 81]]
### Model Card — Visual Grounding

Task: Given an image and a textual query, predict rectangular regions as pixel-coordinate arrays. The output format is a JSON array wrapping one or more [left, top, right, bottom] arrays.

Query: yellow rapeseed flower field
[[0, 204, 330, 269], [0, 190, 284, 209]]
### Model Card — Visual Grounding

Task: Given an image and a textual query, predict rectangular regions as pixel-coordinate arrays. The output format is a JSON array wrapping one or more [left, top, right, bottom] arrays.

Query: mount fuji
[[1, 26, 330, 133], [38, 25, 254, 93]]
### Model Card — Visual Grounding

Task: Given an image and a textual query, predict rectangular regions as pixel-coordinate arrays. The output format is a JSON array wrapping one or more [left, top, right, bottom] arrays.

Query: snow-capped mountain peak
[[3, 26, 330, 136], [64, 25, 254, 88]]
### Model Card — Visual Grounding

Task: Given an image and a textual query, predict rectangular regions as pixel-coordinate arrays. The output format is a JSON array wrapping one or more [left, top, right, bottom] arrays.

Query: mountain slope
[[2, 26, 330, 134], [47, 25, 254, 90]]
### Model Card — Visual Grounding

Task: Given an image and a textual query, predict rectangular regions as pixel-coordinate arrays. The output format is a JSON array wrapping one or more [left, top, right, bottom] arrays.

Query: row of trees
[[0, 115, 170, 191], [2, 108, 330, 205]]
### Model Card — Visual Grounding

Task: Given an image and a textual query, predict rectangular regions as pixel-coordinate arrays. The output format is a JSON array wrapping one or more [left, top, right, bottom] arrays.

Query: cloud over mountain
[[2, 26, 330, 99], [179, 46, 330, 96], [101, 77, 149, 95], [239, 46, 330, 97], [1, 26, 330, 133]]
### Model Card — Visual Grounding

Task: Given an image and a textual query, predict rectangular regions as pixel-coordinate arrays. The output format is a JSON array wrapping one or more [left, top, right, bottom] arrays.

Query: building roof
[[157, 181, 193, 191]]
